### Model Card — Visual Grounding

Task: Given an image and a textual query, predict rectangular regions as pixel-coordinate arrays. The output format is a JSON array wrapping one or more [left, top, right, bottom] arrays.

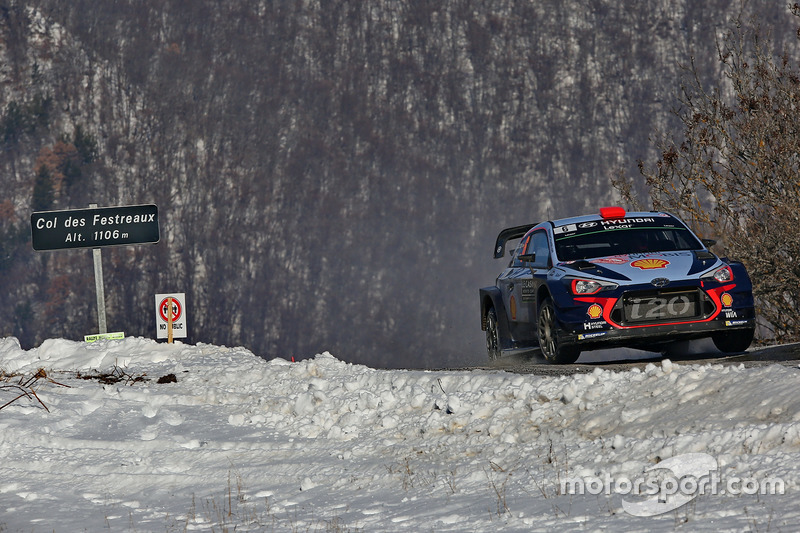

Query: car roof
[[547, 210, 675, 228]]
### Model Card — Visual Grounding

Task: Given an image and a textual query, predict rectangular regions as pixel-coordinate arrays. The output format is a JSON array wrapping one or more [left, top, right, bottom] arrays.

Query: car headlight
[[703, 265, 733, 283], [570, 278, 618, 295]]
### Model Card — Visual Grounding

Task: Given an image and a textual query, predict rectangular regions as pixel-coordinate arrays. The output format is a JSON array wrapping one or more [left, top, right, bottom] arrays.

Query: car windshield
[[553, 218, 704, 262]]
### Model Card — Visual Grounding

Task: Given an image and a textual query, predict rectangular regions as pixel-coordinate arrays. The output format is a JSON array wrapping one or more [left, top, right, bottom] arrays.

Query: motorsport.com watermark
[[560, 453, 785, 517]]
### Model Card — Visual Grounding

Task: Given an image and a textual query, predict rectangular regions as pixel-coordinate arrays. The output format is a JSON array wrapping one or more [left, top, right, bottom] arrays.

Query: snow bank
[[1, 337, 798, 531]]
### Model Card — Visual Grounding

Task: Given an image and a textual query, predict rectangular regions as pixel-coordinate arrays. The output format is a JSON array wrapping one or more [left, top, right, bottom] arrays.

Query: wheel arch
[[479, 287, 513, 349], [479, 287, 504, 330], [536, 284, 553, 315]]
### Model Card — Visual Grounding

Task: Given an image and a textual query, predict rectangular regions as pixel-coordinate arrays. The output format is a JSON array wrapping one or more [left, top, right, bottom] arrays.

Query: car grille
[[610, 288, 715, 326]]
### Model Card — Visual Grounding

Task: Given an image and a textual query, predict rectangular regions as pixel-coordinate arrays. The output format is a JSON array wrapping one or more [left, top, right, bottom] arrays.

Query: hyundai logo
[[651, 277, 670, 288]]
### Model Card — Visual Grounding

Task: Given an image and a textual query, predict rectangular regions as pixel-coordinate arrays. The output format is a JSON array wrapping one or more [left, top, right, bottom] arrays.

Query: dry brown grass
[[0, 367, 69, 412]]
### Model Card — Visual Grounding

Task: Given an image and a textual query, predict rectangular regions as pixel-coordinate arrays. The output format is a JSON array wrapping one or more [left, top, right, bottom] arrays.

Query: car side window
[[509, 235, 530, 267], [525, 230, 551, 268]]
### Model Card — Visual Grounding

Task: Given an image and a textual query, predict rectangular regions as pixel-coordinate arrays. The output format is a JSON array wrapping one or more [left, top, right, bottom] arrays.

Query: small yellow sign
[[84, 332, 125, 343]]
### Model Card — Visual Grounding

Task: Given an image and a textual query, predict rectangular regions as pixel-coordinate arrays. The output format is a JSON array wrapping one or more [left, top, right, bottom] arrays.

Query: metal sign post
[[90, 203, 107, 334], [93, 249, 107, 333]]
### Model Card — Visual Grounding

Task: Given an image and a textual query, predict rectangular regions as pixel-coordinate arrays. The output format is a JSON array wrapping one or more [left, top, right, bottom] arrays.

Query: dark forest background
[[0, 1, 796, 367]]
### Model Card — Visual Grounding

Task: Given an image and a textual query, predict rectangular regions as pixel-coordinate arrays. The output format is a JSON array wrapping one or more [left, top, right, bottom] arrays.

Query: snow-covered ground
[[1, 336, 798, 532]]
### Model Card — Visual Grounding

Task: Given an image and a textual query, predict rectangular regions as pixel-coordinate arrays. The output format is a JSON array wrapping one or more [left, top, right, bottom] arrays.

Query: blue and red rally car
[[479, 208, 756, 363]]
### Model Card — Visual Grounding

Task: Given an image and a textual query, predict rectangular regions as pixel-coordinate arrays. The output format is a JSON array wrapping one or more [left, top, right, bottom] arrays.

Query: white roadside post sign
[[155, 293, 187, 342]]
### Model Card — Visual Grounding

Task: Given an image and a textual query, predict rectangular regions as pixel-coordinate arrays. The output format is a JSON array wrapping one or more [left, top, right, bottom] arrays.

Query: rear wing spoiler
[[493, 224, 536, 259]]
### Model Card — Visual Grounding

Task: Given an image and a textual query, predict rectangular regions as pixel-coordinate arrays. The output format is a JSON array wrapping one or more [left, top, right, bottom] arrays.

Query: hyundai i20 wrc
[[479, 207, 756, 364]]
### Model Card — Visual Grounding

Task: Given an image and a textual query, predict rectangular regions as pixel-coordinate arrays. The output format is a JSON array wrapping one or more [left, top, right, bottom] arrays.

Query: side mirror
[[518, 253, 536, 263], [701, 238, 717, 248]]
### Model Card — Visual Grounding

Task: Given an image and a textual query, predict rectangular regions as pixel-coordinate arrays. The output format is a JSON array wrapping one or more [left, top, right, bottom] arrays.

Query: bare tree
[[614, 9, 800, 342]]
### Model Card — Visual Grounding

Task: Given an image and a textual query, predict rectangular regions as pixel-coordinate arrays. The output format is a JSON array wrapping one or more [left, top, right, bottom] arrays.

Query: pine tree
[[32, 164, 54, 212]]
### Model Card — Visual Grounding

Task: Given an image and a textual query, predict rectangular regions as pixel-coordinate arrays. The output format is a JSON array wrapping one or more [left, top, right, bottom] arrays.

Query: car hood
[[560, 251, 721, 283]]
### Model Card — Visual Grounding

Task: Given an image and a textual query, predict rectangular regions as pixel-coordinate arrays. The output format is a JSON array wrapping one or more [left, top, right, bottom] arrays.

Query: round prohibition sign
[[159, 297, 182, 322]]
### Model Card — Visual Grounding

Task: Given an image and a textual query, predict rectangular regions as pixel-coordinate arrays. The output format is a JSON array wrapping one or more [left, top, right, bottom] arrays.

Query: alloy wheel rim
[[486, 314, 499, 359], [539, 305, 556, 359]]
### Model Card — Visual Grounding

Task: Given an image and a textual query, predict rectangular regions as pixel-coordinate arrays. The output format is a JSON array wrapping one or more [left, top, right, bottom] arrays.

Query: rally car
[[479, 207, 756, 363]]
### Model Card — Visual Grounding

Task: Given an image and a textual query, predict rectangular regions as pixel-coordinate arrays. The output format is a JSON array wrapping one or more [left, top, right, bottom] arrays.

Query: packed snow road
[[459, 342, 800, 376]]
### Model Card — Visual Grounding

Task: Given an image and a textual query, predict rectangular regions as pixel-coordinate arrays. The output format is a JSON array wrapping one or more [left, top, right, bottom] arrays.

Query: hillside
[[0, 2, 797, 367]]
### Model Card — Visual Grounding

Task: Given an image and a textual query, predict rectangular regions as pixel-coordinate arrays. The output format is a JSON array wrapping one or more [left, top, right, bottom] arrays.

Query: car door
[[519, 229, 553, 328], [496, 236, 532, 337]]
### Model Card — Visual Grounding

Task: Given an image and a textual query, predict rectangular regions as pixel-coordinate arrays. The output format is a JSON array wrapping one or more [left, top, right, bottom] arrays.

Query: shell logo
[[721, 293, 733, 307], [587, 304, 603, 319], [630, 258, 670, 270]]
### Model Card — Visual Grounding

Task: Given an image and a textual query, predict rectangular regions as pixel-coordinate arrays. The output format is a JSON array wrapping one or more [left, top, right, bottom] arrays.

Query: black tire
[[485, 308, 501, 361], [537, 298, 580, 364], [712, 328, 755, 353]]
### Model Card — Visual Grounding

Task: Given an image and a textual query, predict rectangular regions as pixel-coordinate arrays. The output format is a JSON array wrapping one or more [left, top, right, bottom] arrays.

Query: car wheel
[[537, 298, 580, 364], [712, 328, 755, 353], [485, 308, 501, 361]]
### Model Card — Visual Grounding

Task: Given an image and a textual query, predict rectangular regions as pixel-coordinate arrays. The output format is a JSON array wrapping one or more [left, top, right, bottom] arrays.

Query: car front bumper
[[562, 313, 756, 351]]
